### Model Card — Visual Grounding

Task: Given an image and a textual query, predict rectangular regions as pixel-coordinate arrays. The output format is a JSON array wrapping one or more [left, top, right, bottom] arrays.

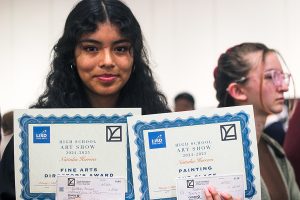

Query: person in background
[[0, 0, 170, 199], [214, 42, 300, 199], [0, 111, 15, 200], [174, 92, 195, 112], [284, 100, 300, 186], [0, 111, 13, 159]]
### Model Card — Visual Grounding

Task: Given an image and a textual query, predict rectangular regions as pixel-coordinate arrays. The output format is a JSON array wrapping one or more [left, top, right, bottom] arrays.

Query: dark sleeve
[[0, 136, 16, 200], [284, 102, 300, 187]]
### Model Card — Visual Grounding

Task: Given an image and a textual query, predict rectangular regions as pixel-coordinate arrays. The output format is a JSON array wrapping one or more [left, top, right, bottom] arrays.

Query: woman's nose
[[277, 82, 289, 92], [99, 49, 114, 68]]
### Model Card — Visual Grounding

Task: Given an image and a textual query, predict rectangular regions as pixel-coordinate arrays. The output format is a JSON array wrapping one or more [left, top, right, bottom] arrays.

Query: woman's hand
[[204, 185, 241, 200]]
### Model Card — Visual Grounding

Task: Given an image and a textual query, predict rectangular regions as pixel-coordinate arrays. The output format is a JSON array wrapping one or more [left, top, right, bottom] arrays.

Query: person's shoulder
[[0, 137, 15, 200], [262, 133, 285, 158]]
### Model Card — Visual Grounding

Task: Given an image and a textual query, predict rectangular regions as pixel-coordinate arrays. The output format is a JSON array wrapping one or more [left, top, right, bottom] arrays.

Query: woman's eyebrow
[[112, 39, 131, 45], [264, 68, 280, 72], [78, 38, 130, 45], [78, 39, 101, 45]]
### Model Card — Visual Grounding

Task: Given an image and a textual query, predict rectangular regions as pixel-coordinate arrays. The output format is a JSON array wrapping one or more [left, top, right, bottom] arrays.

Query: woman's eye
[[264, 74, 273, 79], [114, 46, 130, 54], [82, 46, 98, 52]]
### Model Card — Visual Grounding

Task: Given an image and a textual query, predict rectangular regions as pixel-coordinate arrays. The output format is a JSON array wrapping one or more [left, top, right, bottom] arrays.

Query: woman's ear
[[226, 82, 247, 101]]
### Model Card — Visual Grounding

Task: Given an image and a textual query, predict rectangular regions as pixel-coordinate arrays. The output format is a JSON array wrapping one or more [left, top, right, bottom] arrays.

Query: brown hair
[[2, 111, 13, 135], [214, 42, 276, 108]]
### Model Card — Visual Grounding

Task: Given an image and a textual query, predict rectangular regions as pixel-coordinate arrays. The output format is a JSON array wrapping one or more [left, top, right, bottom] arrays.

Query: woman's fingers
[[204, 185, 240, 200], [206, 186, 221, 200], [219, 192, 233, 200], [204, 187, 213, 200]]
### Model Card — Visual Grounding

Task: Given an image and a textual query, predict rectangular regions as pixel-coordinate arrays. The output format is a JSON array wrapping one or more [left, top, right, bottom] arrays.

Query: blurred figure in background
[[214, 42, 300, 199], [284, 100, 300, 186], [0, 110, 15, 200], [174, 92, 195, 112], [0, 111, 13, 159]]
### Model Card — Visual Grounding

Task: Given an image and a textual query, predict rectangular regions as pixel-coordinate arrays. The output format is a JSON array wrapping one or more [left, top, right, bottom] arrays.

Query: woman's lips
[[96, 74, 118, 83], [276, 97, 285, 103]]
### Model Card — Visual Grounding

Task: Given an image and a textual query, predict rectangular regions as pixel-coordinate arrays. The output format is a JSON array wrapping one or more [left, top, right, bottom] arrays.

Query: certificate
[[56, 176, 126, 200], [14, 108, 140, 200], [128, 105, 260, 200]]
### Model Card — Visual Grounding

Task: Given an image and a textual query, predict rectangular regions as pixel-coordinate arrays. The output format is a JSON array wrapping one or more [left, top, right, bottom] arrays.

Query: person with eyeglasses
[[213, 42, 300, 200]]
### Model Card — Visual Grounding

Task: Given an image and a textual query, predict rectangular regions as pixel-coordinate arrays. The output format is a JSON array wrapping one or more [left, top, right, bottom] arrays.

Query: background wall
[[1, 0, 300, 114]]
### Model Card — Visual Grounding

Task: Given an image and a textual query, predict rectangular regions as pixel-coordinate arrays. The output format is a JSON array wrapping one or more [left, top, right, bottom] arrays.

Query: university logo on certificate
[[14, 108, 140, 200], [128, 105, 261, 200]]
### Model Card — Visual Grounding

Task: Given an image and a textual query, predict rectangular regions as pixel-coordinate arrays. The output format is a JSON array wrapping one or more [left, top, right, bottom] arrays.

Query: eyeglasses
[[236, 70, 291, 87], [263, 70, 291, 87]]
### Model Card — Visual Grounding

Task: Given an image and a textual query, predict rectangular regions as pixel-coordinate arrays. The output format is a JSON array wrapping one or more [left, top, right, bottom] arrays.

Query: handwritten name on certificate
[[14, 108, 140, 200], [128, 105, 260, 200], [176, 174, 244, 200], [56, 176, 125, 200]]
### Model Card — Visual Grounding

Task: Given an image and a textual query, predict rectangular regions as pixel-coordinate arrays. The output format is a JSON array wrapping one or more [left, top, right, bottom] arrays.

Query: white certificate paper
[[128, 105, 260, 200], [14, 108, 140, 200], [56, 176, 125, 200], [176, 174, 244, 200]]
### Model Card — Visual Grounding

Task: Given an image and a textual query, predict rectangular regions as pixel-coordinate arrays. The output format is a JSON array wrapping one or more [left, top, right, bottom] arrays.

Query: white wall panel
[[0, 0, 299, 113]]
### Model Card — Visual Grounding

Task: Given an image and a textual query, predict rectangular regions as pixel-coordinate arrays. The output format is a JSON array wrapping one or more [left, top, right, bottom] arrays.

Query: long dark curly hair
[[31, 0, 170, 114]]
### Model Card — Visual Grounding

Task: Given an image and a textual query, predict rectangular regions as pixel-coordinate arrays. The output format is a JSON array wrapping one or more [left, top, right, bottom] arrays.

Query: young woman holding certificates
[[0, 0, 170, 199], [213, 43, 300, 200], [31, 0, 169, 115]]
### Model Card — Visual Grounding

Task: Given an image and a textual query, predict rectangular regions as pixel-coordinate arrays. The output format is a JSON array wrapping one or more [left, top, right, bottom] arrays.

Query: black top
[[0, 136, 15, 200]]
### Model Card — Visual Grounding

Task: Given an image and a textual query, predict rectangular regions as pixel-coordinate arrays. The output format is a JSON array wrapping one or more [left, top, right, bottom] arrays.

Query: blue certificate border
[[133, 111, 256, 199], [18, 114, 135, 200]]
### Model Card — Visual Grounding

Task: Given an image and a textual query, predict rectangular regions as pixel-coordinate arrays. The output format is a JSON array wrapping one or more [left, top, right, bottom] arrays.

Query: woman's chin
[[271, 106, 283, 114]]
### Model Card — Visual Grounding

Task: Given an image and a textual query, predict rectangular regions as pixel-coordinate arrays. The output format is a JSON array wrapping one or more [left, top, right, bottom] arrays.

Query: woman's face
[[75, 22, 133, 101], [241, 51, 289, 115]]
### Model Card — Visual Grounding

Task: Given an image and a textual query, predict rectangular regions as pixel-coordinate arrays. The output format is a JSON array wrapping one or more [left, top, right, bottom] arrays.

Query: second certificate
[[128, 105, 260, 200]]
